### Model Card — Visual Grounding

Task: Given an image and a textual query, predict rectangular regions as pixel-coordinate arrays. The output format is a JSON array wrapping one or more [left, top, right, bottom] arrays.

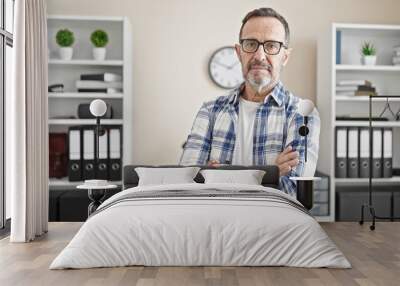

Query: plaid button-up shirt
[[179, 82, 320, 196]]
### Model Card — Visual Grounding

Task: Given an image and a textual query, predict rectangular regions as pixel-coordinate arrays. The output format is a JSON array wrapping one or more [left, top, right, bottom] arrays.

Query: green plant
[[56, 29, 74, 47], [90, 30, 109, 48], [361, 42, 376, 56]]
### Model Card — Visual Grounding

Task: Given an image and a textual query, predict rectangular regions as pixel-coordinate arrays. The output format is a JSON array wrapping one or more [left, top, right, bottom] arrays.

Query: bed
[[50, 165, 351, 269]]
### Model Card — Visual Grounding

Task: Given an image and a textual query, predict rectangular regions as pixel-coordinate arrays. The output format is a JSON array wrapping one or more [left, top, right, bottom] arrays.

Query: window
[[1, 0, 14, 230]]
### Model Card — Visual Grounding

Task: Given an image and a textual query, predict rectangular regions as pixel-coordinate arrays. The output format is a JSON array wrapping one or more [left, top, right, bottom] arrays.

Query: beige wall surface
[[47, 0, 400, 165]]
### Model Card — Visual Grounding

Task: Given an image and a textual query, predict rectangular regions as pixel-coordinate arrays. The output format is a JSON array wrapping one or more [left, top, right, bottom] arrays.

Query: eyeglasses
[[239, 39, 288, 55]]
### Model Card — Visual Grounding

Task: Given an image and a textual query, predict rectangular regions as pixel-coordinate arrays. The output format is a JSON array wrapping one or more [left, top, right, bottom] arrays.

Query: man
[[180, 7, 320, 196]]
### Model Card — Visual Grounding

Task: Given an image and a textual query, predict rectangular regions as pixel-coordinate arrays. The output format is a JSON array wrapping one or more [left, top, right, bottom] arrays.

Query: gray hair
[[239, 8, 290, 46]]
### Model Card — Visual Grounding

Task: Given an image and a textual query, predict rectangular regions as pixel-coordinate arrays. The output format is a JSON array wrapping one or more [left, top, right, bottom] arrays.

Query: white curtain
[[7, 0, 49, 242]]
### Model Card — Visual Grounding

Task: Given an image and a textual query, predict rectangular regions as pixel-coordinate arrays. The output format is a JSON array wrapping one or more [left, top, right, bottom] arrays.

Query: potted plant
[[90, 30, 109, 61], [361, 42, 377, 65], [56, 29, 75, 60]]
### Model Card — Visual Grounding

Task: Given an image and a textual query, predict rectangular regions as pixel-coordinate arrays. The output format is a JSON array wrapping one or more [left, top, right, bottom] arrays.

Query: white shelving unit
[[48, 92, 123, 99], [47, 15, 132, 189], [335, 121, 400, 127], [335, 64, 400, 71], [336, 176, 400, 186], [49, 177, 122, 189], [49, 119, 124, 125], [336, 95, 400, 102], [317, 23, 400, 221], [48, 59, 124, 66]]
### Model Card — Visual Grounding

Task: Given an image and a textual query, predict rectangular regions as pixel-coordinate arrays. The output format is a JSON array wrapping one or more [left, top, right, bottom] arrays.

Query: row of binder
[[68, 125, 122, 181], [335, 127, 392, 178]]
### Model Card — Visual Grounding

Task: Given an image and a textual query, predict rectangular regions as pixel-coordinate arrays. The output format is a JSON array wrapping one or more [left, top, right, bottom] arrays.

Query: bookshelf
[[48, 119, 124, 125], [317, 23, 400, 221], [335, 64, 400, 71], [336, 95, 400, 102], [48, 59, 124, 66], [335, 176, 400, 186], [48, 92, 124, 99], [47, 15, 132, 188], [49, 177, 122, 189], [335, 121, 400, 127]]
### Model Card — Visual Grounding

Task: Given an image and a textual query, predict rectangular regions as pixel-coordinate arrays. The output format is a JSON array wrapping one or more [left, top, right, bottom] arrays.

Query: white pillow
[[200, 169, 266, 185], [135, 167, 200, 186]]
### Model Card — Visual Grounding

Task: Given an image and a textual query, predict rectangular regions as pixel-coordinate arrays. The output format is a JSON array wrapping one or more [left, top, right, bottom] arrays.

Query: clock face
[[208, 46, 244, 89]]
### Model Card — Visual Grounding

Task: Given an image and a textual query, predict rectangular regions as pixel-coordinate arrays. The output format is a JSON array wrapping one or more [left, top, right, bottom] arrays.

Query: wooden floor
[[0, 222, 399, 286]]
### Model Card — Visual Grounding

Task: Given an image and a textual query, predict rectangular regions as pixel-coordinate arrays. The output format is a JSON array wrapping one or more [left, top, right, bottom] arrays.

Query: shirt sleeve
[[279, 106, 321, 196], [179, 102, 213, 165]]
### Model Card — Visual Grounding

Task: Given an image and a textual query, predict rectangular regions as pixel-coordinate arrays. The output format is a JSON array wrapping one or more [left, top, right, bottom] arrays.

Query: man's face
[[235, 17, 291, 93]]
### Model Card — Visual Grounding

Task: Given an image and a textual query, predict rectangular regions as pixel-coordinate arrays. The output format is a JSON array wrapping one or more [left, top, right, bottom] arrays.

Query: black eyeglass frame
[[239, 39, 288, 55]]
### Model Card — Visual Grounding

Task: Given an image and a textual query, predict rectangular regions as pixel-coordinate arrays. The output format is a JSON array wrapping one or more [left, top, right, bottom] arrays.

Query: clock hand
[[213, 60, 230, 69], [228, 61, 240, 69]]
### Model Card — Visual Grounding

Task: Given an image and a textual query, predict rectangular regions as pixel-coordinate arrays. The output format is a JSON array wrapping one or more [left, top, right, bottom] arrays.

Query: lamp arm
[[96, 117, 100, 179], [304, 116, 308, 163], [298, 116, 310, 166]]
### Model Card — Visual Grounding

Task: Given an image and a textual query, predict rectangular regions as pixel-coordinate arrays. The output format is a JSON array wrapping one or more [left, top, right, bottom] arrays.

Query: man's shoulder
[[202, 89, 237, 112], [278, 85, 299, 109], [278, 84, 319, 118]]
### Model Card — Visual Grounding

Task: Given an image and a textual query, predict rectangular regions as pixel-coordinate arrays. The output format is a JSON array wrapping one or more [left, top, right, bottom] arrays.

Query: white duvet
[[50, 183, 351, 269]]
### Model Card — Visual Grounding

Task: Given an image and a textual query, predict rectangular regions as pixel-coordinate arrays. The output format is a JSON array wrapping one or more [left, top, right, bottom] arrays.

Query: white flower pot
[[93, 48, 106, 61], [59, 47, 73, 60], [362, 55, 377, 66]]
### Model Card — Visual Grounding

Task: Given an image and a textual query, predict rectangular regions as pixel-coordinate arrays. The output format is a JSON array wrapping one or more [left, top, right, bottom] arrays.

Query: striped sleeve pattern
[[179, 102, 213, 165]]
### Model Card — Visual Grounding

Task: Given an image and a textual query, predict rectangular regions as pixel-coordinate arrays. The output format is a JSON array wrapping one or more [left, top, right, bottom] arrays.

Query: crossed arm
[[180, 102, 320, 196]]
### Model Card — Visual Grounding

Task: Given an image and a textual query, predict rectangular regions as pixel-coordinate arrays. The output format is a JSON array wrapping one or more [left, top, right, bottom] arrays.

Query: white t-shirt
[[232, 97, 263, 165]]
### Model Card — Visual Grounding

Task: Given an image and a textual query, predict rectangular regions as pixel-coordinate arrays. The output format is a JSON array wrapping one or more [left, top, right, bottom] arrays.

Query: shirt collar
[[228, 84, 244, 105], [268, 81, 284, 107], [229, 81, 285, 107]]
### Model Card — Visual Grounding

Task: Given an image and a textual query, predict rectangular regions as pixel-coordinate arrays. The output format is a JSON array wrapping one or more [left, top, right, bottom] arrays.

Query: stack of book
[[336, 80, 376, 96], [393, 46, 400, 66], [76, 72, 123, 93]]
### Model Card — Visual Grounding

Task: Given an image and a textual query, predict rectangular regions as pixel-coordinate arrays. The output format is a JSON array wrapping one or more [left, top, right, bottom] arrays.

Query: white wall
[[46, 0, 400, 165]]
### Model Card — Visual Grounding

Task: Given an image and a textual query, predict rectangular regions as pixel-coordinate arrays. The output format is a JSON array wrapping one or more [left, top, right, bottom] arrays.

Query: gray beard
[[247, 76, 271, 94]]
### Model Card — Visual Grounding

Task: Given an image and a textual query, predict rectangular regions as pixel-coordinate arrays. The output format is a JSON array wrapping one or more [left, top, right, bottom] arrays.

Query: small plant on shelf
[[90, 29, 109, 61], [361, 42, 377, 65], [56, 29, 75, 60]]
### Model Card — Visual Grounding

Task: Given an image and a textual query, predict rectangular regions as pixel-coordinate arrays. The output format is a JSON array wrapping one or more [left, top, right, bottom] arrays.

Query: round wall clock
[[208, 46, 244, 89]]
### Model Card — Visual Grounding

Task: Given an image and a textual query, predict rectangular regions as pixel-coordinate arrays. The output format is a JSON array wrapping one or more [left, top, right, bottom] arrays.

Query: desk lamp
[[76, 99, 113, 215], [88, 99, 107, 185]]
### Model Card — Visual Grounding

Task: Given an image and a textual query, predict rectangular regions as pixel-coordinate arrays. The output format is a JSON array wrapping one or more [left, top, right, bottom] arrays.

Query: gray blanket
[[92, 189, 310, 218]]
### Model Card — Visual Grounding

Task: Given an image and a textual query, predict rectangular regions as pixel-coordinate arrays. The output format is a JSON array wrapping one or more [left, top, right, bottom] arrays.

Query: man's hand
[[207, 160, 221, 167], [275, 145, 299, 176]]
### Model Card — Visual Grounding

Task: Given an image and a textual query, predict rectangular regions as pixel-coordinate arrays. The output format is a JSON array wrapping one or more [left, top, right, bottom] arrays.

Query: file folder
[[383, 128, 393, 178], [359, 128, 370, 178], [83, 127, 96, 180], [335, 128, 347, 178], [50, 133, 67, 178], [109, 126, 122, 181], [347, 128, 359, 178], [372, 128, 383, 178], [68, 127, 82, 181], [97, 127, 108, 180]]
